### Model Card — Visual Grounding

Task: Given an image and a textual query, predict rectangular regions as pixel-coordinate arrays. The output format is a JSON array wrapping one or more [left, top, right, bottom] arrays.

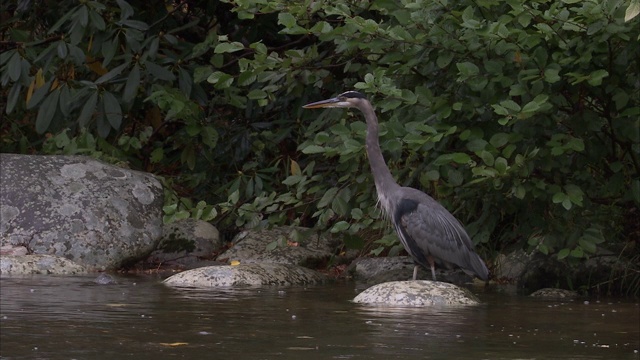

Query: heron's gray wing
[[394, 194, 488, 279]]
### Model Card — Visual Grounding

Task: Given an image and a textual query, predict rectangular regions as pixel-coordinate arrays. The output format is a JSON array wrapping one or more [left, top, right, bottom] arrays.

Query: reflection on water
[[0, 275, 638, 359]]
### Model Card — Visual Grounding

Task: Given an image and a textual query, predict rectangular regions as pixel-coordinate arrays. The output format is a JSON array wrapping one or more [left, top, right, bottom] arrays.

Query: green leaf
[[318, 187, 338, 208], [489, 133, 509, 148], [95, 62, 129, 85], [101, 38, 118, 67], [501, 100, 521, 112], [120, 19, 149, 31], [569, 247, 584, 258], [544, 68, 561, 83], [89, 8, 106, 30], [456, 61, 480, 77], [437, 52, 454, 68], [122, 63, 140, 103], [330, 221, 350, 233], [178, 68, 193, 96], [278, 12, 297, 28], [207, 71, 234, 88], [248, 89, 267, 100], [150, 148, 163, 163], [58, 85, 71, 116], [451, 152, 471, 164], [552, 192, 566, 204], [96, 103, 110, 137], [492, 104, 509, 116], [479, 150, 494, 166], [77, 91, 98, 127], [425, 169, 440, 181], [102, 91, 122, 129], [301, 145, 326, 154], [582, 227, 605, 244], [201, 126, 218, 148], [214, 42, 245, 53], [57, 41, 68, 59], [7, 52, 22, 82], [564, 184, 583, 206], [495, 157, 508, 174], [193, 66, 213, 83], [332, 196, 350, 216], [588, 69, 609, 86], [578, 238, 597, 254], [35, 90, 60, 133], [6, 83, 21, 114], [116, 0, 134, 20], [557, 248, 570, 259], [522, 99, 540, 113], [625, 0, 640, 21]]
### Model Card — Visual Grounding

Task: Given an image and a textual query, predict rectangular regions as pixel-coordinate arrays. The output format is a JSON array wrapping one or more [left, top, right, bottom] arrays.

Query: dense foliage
[[2, 0, 638, 292]]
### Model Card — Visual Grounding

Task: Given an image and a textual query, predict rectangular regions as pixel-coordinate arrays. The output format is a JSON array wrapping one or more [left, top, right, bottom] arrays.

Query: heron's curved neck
[[360, 103, 398, 195]]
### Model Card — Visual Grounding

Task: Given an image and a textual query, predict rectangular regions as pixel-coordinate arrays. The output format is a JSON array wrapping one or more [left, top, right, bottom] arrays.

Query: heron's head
[[302, 91, 368, 109]]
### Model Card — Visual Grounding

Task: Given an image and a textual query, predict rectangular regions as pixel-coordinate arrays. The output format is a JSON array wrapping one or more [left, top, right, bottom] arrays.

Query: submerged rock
[[353, 281, 480, 306], [0, 255, 88, 275], [530, 288, 578, 299], [93, 273, 118, 285], [0, 154, 163, 270], [163, 263, 326, 287]]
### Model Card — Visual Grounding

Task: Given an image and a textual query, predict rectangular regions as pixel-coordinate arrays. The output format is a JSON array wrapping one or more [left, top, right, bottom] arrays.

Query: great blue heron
[[303, 91, 489, 282]]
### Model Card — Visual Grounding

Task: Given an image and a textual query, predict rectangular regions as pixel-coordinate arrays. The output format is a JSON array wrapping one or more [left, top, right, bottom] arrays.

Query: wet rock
[[351, 256, 482, 285], [0, 154, 163, 270], [350, 256, 415, 281], [0, 255, 88, 275], [93, 273, 118, 285], [494, 249, 535, 280], [352, 281, 480, 306], [163, 263, 326, 287], [145, 219, 222, 268], [530, 288, 578, 299], [516, 247, 627, 295], [217, 226, 344, 267]]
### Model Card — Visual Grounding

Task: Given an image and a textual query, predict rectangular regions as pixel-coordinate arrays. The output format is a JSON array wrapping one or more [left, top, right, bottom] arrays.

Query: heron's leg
[[427, 255, 437, 281], [412, 265, 419, 281]]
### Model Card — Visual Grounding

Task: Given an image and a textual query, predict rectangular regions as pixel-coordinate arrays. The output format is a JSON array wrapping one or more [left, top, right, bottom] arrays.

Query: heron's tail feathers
[[465, 253, 489, 281]]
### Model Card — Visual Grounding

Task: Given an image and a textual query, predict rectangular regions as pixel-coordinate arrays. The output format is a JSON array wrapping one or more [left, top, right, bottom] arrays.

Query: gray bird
[[303, 91, 489, 281]]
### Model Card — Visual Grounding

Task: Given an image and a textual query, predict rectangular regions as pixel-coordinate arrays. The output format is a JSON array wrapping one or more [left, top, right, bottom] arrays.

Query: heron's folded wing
[[398, 200, 474, 268]]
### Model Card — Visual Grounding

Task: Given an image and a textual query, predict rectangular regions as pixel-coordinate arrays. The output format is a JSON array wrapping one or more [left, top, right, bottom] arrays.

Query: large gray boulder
[[353, 281, 481, 306], [0, 154, 163, 271], [163, 263, 326, 287]]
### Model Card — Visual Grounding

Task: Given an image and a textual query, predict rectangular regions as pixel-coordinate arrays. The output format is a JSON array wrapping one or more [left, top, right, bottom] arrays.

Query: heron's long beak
[[302, 97, 341, 109]]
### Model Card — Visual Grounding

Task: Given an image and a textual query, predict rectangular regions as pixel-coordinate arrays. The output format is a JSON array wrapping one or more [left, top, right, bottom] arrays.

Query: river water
[[0, 275, 638, 359]]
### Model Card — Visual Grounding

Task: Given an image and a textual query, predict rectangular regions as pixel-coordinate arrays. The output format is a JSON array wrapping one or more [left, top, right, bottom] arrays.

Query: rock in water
[[93, 273, 118, 285], [163, 263, 326, 287], [353, 280, 480, 306]]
